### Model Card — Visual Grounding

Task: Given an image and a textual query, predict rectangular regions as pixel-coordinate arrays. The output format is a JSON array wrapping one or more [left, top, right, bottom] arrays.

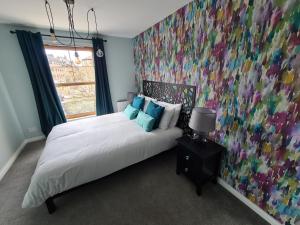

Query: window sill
[[67, 115, 96, 122]]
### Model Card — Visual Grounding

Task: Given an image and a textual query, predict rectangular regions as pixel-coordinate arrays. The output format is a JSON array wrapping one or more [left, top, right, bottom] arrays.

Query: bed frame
[[45, 80, 196, 214], [143, 80, 196, 134]]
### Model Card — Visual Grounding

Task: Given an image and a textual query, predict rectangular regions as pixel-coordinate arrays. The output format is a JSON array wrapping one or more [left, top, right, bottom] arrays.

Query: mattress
[[22, 112, 183, 208]]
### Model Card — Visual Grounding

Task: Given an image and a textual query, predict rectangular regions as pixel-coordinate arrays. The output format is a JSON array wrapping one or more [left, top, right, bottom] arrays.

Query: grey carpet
[[0, 140, 269, 225]]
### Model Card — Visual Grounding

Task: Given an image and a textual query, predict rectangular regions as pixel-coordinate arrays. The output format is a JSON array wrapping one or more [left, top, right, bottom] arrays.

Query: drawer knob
[[184, 168, 189, 172], [185, 155, 190, 160]]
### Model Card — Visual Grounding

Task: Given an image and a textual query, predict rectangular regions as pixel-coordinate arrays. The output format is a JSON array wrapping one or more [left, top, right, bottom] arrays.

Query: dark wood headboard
[[142, 80, 196, 134]]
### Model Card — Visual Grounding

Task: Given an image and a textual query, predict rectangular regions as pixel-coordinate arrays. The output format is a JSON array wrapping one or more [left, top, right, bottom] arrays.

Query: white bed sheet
[[22, 112, 182, 208]]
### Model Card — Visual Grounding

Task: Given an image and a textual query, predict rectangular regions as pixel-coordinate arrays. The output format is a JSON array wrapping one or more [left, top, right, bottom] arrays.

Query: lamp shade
[[127, 92, 137, 104], [188, 107, 216, 133]]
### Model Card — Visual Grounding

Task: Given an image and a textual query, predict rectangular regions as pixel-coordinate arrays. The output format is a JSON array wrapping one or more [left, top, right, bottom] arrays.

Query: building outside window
[[45, 46, 96, 120]]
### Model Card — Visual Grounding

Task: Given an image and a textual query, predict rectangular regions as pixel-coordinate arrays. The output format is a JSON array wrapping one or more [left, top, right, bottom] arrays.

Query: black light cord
[[65, 1, 77, 52], [44, 0, 73, 46], [72, 8, 93, 39], [92, 9, 99, 37], [44, 0, 101, 47], [45, 1, 54, 30]]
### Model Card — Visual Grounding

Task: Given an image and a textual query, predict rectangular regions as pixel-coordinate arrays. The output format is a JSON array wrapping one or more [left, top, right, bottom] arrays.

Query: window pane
[[45, 47, 96, 120], [46, 48, 95, 83], [57, 84, 96, 117]]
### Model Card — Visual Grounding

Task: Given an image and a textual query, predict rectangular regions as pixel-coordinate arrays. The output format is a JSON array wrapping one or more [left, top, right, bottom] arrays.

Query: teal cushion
[[136, 111, 155, 132], [145, 101, 165, 129], [132, 96, 145, 110], [123, 104, 139, 119]]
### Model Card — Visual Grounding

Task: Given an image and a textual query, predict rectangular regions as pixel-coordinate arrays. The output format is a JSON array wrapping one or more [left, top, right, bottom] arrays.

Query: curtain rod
[[10, 30, 107, 42]]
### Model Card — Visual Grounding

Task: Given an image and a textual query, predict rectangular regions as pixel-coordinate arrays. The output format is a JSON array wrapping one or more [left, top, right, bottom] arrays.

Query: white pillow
[[169, 104, 182, 127], [156, 102, 175, 130], [156, 101, 182, 128]]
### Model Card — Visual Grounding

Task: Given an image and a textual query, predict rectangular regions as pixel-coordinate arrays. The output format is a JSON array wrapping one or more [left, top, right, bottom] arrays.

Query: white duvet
[[23, 112, 182, 208]]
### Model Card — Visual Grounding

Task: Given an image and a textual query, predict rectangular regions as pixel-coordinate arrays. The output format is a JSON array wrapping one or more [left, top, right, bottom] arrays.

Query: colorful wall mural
[[133, 0, 300, 224]]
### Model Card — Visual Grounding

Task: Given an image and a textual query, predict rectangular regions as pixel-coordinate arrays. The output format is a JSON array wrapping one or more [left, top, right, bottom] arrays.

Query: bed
[[22, 81, 196, 213]]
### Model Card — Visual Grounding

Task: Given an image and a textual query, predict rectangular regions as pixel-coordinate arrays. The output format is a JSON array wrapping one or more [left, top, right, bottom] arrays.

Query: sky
[[45, 48, 93, 61]]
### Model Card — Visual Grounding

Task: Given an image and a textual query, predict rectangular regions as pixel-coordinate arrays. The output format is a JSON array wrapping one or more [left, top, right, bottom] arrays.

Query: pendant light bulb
[[74, 51, 81, 64], [50, 28, 56, 43]]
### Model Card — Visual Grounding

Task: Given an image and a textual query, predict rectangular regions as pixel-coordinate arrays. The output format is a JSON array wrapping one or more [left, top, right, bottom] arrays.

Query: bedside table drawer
[[176, 136, 225, 196], [177, 148, 200, 177], [177, 148, 192, 165]]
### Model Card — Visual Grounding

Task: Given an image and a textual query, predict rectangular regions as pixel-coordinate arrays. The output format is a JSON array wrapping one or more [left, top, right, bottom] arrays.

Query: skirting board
[[218, 178, 281, 225], [0, 135, 45, 182]]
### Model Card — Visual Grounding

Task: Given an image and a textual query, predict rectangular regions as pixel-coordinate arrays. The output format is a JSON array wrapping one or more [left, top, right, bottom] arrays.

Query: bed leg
[[45, 198, 56, 214]]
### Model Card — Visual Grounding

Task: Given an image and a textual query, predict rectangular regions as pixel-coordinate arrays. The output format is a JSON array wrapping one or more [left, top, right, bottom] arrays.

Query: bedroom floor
[[0, 141, 269, 225]]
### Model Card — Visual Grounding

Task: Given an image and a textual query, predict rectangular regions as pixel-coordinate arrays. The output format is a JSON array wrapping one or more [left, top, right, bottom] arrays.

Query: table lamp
[[188, 107, 216, 142]]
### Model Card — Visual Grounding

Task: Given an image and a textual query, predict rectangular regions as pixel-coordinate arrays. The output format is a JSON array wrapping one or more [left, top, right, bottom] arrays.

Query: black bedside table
[[176, 136, 225, 195]]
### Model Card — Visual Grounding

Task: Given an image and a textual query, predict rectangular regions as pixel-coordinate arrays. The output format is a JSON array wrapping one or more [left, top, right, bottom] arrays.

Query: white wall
[[0, 72, 24, 170], [0, 24, 42, 138], [0, 24, 136, 138], [104, 36, 136, 111]]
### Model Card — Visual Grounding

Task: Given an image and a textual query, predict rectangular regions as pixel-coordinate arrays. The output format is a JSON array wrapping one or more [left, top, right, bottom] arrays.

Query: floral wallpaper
[[133, 0, 300, 224]]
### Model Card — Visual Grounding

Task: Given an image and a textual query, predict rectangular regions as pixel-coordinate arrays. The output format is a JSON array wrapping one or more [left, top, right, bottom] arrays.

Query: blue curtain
[[16, 30, 66, 136], [92, 38, 113, 115]]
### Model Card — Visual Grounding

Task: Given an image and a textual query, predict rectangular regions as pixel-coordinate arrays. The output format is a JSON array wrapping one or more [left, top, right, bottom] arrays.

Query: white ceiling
[[0, 0, 193, 38]]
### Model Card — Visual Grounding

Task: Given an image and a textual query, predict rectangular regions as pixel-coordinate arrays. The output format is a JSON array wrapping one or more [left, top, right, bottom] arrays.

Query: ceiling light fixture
[[44, 0, 104, 63]]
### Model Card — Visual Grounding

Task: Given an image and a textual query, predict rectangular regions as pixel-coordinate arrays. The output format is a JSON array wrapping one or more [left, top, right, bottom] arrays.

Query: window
[[45, 46, 96, 120]]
